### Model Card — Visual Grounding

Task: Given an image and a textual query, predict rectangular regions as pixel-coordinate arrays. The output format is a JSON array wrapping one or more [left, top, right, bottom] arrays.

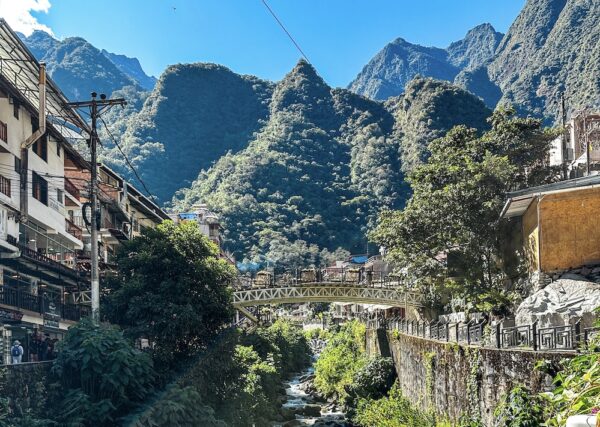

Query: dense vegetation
[[1, 222, 312, 426], [103, 221, 235, 376], [314, 320, 368, 400], [20, 31, 148, 100], [173, 62, 490, 263], [371, 108, 558, 313]]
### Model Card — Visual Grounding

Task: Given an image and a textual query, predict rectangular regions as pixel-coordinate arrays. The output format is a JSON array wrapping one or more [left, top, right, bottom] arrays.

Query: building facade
[[0, 19, 92, 362]]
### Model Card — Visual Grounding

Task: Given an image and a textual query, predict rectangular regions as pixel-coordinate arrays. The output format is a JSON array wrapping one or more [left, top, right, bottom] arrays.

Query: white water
[[272, 339, 348, 426]]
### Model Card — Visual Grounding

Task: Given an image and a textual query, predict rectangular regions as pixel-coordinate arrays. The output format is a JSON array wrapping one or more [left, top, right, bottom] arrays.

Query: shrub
[[130, 385, 226, 427], [314, 320, 367, 400], [493, 385, 542, 426], [354, 382, 436, 427], [50, 318, 154, 426]]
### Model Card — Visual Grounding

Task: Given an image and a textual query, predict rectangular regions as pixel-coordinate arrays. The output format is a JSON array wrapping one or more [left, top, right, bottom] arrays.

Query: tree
[[370, 108, 558, 312], [103, 221, 235, 373], [50, 318, 154, 426]]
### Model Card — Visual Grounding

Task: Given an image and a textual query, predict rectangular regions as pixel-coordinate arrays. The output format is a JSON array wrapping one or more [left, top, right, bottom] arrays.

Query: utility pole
[[68, 93, 126, 321]]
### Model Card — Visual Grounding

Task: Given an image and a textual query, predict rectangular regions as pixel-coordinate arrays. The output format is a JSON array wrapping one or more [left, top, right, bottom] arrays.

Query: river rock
[[294, 404, 322, 417], [282, 420, 303, 427], [516, 278, 600, 328], [279, 407, 296, 421]]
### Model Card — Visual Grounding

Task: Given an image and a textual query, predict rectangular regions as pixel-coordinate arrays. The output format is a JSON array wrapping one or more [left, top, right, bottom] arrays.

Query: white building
[[549, 111, 600, 177], [0, 19, 91, 362]]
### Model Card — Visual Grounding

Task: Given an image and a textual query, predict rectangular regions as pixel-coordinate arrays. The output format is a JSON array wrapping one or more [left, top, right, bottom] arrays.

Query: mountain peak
[[446, 23, 503, 70]]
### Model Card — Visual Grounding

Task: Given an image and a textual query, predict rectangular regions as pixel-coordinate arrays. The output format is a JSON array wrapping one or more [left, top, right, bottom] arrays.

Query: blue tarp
[[350, 255, 368, 264]]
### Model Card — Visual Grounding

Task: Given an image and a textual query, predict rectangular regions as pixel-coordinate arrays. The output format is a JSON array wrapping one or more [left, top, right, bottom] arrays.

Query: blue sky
[[13, 0, 524, 87]]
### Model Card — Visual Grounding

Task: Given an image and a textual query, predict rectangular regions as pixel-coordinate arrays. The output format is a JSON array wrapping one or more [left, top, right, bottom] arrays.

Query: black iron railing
[[0, 286, 90, 322], [376, 315, 589, 352]]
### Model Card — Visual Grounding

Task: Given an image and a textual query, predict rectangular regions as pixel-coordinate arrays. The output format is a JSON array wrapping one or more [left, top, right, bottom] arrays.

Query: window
[[13, 101, 19, 119], [31, 115, 39, 133], [14, 157, 21, 173], [32, 172, 48, 205], [56, 189, 64, 205], [56, 142, 61, 157], [32, 137, 47, 161]]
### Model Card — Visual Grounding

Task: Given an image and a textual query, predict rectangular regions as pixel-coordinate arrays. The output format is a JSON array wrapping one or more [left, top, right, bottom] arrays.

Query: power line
[[261, 0, 311, 64], [98, 116, 154, 199]]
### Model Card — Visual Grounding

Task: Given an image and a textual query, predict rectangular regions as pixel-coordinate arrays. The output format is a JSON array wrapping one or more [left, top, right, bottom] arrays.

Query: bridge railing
[[369, 315, 591, 352], [233, 267, 408, 290]]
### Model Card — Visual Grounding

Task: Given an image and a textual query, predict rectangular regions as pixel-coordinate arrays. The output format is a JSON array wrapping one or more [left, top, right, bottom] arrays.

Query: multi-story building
[[0, 19, 92, 362], [549, 110, 600, 177], [171, 203, 222, 248], [65, 164, 170, 275]]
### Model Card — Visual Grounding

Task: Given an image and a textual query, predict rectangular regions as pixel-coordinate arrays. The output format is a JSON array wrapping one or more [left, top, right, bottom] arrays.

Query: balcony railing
[[10, 238, 81, 278], [64, 177, 80, 200], [0, 120, 6, 142], [65, 218, 83, 241], [0, 286, 91, 322], [0, 174, 10, 197]]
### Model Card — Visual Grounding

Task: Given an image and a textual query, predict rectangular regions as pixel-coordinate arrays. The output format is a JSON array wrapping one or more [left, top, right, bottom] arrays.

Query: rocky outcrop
[[516, 277, 600, 328]]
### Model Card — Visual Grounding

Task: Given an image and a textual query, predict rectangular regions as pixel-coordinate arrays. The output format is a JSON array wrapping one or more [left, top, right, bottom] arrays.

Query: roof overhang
[[0, 19, 90, 136], [500, 178, 600, 219]]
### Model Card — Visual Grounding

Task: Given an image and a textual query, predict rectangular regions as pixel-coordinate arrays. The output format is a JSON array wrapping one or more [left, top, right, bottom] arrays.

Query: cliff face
[[348, 24, 503, 102], [350, 0, 599, 123], [488, 0, 600, 120]]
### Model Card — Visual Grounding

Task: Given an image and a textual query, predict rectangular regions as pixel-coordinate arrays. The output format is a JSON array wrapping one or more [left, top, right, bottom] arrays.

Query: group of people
[[10, 333, 58, 364]]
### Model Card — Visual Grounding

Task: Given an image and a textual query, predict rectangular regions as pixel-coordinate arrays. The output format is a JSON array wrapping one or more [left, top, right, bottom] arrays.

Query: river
[[271, 339, 350, 427]]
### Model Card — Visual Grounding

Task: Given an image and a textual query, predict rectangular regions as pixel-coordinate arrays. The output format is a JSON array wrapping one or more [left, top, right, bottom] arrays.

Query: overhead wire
[[260, 0, 311, 64], [98, 116, 155, 199]]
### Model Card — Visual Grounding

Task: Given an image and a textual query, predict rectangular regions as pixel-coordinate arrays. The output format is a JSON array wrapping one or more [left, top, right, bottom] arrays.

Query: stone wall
[[366, 329, 573, 426]]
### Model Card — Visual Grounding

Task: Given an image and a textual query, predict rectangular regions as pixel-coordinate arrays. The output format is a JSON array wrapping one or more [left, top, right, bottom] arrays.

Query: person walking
[[11, 340, 23, 364]]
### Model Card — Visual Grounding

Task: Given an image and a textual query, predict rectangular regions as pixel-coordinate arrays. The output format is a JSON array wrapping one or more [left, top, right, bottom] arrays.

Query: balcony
[[0, 286, 91, 322], [64, 177, 80, 201], [65, 218, 83, 241], [0, 174, 10, 197], [0, 120, 6, 143], [8, 237, 82, 279]]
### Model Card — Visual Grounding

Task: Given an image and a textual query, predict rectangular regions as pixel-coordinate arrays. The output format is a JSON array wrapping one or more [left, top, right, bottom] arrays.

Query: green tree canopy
[[103, 221, 235, 373], [370, 108, 558, 312]]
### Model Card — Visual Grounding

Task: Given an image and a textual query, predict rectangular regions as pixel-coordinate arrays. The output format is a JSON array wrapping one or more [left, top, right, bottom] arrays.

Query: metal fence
[[366, 315, 594, 352]]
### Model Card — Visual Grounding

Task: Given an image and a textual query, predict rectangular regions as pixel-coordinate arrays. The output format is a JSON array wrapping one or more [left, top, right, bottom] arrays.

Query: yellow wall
[[538, 188, 600, 271], [522, 199, 539, 272]]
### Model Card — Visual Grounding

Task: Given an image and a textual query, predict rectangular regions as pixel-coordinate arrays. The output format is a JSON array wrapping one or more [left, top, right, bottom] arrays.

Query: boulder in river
[[294, 404, 322, 417], [282, 420, 303, 427]]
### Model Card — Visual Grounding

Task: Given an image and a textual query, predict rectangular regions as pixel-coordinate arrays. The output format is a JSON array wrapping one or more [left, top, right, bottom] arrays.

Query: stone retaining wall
[[366, 329, 574, 426]]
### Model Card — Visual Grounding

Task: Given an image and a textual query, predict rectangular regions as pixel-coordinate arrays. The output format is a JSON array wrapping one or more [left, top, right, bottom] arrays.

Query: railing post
[[455, 322, 459, 342], [495, 322, 502, 349], [445, 322, 450, 342], [422, 321, 426, 338], [532, 321, 538, 351], [574, 320, 581, 350], [466, 321, 471, 345]]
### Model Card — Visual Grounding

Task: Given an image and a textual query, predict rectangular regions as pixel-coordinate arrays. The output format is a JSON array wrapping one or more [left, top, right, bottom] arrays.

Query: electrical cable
[[98, 116, 155, 199], [261, 0, 311, 64]]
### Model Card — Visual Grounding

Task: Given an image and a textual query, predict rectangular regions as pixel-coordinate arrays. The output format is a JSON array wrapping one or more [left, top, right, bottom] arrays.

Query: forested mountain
[[116, 63, 274, 201], [349, 0, 599, 123], [487, 0, 600, 120], [386, 78, 490, 173], [349, 23, 502, 104], [19, 30, 155, 100], [101, 50, 157, 90], [173, 61, 490, 263]]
